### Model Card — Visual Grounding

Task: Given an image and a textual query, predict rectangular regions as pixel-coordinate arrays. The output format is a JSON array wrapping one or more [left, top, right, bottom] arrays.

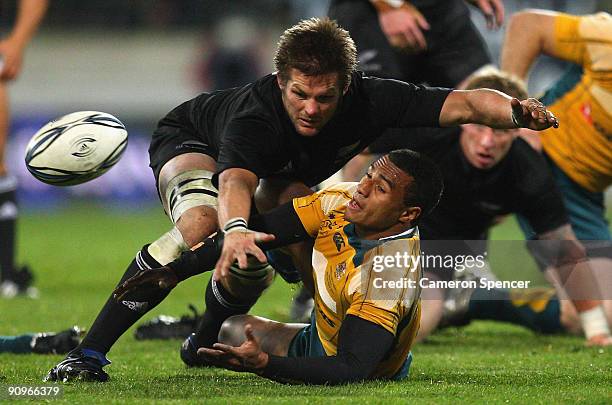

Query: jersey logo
[[333, 232, 346, 252], [335, 261, 347, 280], [580, 102, 593, 125]]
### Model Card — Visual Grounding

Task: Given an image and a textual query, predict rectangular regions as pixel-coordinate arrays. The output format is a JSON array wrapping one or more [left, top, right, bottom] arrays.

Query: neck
[[354, 223, 413, 241]]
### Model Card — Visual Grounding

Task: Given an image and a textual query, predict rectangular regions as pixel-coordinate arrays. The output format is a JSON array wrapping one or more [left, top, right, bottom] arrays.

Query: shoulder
[[296, 182, 357, 215], [507, 138, 555, 195]]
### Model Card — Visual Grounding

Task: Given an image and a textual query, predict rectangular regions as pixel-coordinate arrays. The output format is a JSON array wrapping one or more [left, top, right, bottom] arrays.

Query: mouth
[[476, 152, 494, 165], [298, 117, 318, 128], [348, 198, 362, 211]]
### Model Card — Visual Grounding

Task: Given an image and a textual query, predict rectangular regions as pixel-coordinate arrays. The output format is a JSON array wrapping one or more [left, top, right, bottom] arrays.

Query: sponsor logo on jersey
[[333, 232, 346, 252], [335, 261, 347, 280], [580, 102, 593, 125]]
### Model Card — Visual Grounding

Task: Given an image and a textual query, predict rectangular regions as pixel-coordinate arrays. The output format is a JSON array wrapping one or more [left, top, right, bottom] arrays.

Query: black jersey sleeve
[[260, 315, 395, 385], [513, 141, 569, 234], [213, 117, 284, 187], [360, 76, 451, 128]]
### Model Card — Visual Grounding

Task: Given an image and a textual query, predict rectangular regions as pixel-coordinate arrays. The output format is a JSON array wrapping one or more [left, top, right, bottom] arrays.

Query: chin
[[297, 127, 319, 137]]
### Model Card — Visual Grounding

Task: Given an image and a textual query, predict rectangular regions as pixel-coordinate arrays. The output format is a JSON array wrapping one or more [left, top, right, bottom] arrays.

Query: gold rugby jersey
[[292, 182, 422, 378], [540, 12, 612, 193]]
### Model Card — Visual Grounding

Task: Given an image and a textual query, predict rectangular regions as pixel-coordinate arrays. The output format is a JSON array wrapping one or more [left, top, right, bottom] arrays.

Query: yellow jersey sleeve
[[292, 182, 357, 237], [554, 12, 612, 69], [345, 237, 421, 335]]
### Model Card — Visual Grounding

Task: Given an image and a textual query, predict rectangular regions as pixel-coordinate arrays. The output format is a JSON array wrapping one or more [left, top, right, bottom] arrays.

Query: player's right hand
[[112, 267, 179, 301], [214, 231, 275, 282], [377, 4, 430, 52]]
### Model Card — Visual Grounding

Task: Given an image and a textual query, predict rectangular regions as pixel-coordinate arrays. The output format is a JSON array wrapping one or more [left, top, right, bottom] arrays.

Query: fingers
[[490, 0, 505, 27], [253, 232, 275, 243], [414, 11, 430, 31], [244, 324, 256, 342], [405, 24, 427, 50], [476, 0, 495, 30]]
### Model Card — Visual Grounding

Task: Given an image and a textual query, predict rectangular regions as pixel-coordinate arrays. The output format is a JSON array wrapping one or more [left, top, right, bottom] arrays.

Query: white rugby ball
[[25, 111, 128, 186]]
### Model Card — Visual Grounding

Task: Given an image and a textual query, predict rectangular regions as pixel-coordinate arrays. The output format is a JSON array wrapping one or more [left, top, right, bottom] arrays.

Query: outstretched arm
[[198, 315, 395, 385], [439, 90, 559, 130]]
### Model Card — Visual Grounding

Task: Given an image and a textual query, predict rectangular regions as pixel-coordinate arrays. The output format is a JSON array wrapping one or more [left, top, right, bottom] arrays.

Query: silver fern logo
[[71, 137, 97, 157]]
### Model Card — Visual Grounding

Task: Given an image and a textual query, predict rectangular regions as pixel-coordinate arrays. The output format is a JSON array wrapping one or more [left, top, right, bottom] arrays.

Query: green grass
[[0, 203, 610, 404]]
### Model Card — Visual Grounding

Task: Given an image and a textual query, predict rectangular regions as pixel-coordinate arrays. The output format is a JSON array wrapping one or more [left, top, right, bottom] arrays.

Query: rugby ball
[[25, 111, 128, 186]]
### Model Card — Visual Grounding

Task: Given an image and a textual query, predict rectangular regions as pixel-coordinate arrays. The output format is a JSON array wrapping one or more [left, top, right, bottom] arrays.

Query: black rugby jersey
[[154, 72, 450, 187], [376, 127, 568, 240]]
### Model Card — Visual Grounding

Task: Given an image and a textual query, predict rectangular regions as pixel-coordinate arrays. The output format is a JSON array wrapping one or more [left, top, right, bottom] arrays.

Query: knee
[[218, 315, 252, 346], [221, 260, 275, 301], [175, 206, 218, 247]]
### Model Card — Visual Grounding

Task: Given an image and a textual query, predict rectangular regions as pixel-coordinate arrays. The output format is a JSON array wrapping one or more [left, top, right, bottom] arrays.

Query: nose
[[357, 177, 372, 196], [303, 99, 319, 116], [480, 129, 495, 149]]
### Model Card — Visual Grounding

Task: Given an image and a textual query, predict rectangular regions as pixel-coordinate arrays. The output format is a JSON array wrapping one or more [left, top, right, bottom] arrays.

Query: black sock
[[467, 288, 563, 334], [194, 278, 256, 348], [79, 246, 172, 354], [0, 187, 17, 282]]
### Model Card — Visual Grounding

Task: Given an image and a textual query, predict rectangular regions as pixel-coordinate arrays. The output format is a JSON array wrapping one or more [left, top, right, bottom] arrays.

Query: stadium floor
[[0, 203, 610, 404]]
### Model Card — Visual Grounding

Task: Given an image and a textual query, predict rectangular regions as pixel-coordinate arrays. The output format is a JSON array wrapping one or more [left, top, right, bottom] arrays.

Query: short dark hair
[[463, 66, 528, 99], [388, 149, 443, 224], [274, 18, 357, 89]]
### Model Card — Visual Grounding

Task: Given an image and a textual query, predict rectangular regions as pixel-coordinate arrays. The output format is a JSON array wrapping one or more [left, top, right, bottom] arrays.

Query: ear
[[399, 206, 421, 226], [342, 78, 351, 95], [277, 74, 286, 91]]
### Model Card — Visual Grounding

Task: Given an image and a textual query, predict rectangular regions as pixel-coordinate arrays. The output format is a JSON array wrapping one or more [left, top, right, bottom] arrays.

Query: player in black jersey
[[46, 18, 560, 382], [328, 0, 502, 87], [363, 68, 611, 345]]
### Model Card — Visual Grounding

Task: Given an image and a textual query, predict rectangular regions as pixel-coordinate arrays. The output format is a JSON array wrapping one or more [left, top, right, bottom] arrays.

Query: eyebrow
[[378, 173, 394, 189]]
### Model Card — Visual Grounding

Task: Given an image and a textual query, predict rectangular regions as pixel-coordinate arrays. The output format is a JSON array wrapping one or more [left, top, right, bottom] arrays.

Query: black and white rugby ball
[[25, 111, 128, 186]]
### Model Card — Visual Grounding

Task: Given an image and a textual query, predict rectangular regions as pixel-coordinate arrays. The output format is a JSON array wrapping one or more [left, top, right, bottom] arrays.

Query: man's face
[[277, 68, 344, 137], [345, 156, 414, 232], [460, 124, 518, 170]]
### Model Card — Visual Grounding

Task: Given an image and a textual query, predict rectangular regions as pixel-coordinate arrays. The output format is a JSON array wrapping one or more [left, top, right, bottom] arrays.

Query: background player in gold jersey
[[107, 149, 443, 384], [502, 10, 612, 345]]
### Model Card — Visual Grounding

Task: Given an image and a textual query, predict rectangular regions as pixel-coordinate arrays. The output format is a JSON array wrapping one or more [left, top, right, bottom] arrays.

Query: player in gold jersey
[[111, 149, 443, 384], [502, 10, 612, 346]]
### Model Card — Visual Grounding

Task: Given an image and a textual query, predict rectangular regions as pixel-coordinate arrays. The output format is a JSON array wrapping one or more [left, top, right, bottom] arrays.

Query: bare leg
[[416, 272, 445, 343], [219, 314, 307, 356]]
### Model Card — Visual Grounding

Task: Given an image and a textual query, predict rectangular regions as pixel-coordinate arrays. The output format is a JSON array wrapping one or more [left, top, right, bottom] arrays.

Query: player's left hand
[[466, 0, 504, 30], [197, 324, 269, 372], [511, 98, 559, 130], [586, 333, 612, 347], [112, 266, 179, 301], [0, 37, 25, 81], [214, 230, 275, 282]]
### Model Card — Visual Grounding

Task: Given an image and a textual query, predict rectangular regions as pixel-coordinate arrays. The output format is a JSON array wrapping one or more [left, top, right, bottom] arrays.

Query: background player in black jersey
[[45, 17, 559, 381], [351, 68, 611, 346], [328, 0, 503, 87]]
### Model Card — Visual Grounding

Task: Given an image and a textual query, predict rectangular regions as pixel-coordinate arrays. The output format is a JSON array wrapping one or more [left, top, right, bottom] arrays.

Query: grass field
[[0, 202, 610, 404]]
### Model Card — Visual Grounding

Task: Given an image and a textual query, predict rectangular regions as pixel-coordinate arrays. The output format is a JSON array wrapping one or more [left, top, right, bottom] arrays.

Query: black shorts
[[329, 0, 491, 87], [148, 100, 218, 186]]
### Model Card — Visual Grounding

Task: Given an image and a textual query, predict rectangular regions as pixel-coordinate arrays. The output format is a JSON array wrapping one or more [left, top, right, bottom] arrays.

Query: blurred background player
[[501, 10, 612, 334], [328, 0, 503, 86], [0, 0, 48, 298], [0, 326, 81, 354]]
